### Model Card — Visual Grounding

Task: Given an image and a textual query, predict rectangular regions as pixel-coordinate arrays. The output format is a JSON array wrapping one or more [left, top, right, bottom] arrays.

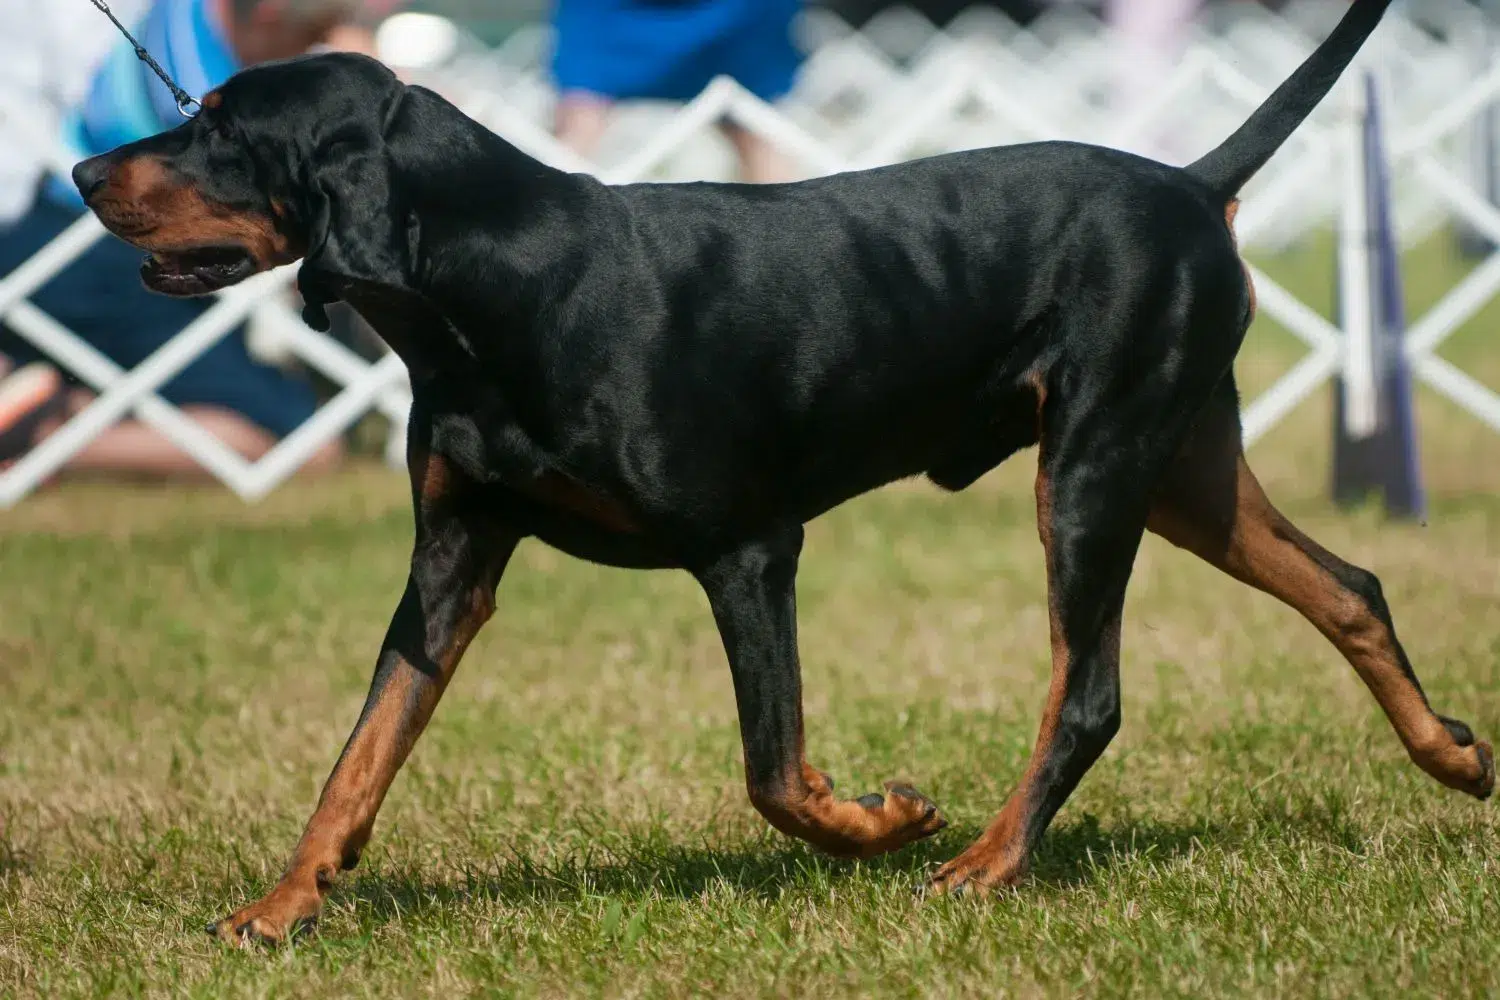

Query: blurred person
[[1099, 0, 1202, 163], [550, 0, 804, 183], [0, 0, 375, 480], [0, 2, 144, 464], [1106, 0, 1201, 117], [315, 0, 409, 59], [0, 0, 151, 233]]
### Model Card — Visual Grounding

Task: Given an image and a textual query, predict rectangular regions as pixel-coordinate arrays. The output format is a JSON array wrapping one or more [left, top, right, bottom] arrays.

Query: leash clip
[[89, 0, 202, 120]]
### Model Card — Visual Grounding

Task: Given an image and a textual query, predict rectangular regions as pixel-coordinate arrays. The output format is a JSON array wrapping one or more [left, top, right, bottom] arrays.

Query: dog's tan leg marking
[[209, 453, 515, 945], [1148, 449, 1492, 798], [748, 760, 947, 861], [927, 459, 1126, 894], [699, 533, 946, 861]]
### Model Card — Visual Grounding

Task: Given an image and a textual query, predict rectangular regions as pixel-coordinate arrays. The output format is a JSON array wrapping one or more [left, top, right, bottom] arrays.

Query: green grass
[[4, 236, 1500, 997]]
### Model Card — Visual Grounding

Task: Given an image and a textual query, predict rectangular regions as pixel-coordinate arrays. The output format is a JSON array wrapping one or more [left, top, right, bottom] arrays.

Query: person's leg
[[23, 396, 338, 479], [719, 0, 804, 184], [0, 363, 65, 461], [1106, 0, 1201, 158], [549, 0, 626, 162], [722, 124, 800, 184], [553, 90, 615, 161]]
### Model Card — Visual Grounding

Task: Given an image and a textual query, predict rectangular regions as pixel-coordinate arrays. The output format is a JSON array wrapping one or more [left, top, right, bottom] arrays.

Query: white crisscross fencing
[[2, 1, 1498, 505]]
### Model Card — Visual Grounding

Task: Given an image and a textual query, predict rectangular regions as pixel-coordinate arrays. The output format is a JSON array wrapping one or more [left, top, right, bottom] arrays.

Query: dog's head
[[73, 52, 407, 300]]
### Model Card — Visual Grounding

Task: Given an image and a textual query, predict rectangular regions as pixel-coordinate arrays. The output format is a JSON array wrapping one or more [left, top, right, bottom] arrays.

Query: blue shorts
[[552, 0, 803, 103], [0, 196, 317, 439]]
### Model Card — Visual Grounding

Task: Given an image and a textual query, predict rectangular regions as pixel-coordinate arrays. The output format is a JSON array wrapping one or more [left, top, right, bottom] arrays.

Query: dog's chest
[[424, 401, 640, 536], [337, 279, 642, 537]]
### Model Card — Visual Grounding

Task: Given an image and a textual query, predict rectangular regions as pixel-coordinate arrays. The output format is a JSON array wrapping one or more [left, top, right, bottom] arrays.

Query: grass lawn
[[4, 236, 1500, 998]]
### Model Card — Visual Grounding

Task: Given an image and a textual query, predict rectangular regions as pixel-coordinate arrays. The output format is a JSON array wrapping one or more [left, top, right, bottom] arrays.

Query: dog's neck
[[393, 102, 615, 342], [299, 92, 611, 376]]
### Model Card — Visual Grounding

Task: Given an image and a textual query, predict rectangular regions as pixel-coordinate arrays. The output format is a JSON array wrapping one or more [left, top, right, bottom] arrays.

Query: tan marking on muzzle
[[96, 155, 301, 269]]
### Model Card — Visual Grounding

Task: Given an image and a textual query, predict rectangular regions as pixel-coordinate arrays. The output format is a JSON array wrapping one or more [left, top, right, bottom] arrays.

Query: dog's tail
[[1185, 0, 1392, 198]]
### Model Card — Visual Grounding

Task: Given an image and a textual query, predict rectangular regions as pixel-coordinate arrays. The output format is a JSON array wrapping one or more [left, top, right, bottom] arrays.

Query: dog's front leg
[[695, 527, 946, 859], [210, 458, 516, 946]]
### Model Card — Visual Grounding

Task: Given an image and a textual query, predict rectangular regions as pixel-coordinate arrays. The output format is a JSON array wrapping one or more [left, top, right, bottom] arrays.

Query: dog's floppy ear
[[296, 80, 410, 330]]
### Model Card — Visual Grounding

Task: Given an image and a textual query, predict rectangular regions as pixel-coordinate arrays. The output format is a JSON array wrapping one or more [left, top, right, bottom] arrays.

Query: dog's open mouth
[[140, 246, 257, 296]]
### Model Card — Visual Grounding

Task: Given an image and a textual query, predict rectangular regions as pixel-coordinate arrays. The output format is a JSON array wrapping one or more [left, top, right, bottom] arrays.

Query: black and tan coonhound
[[72, 0, 1491, 945]]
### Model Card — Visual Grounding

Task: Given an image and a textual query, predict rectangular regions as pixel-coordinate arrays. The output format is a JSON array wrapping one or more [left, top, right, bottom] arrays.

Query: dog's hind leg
[[1145, 378, 1494, 798], [695, 525, 948, 859], [209, 446, 517, 946], [927, 373, 1177, 895]]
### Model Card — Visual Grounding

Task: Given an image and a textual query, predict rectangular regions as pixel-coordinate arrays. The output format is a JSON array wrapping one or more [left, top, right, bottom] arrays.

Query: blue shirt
[[48, 0, 238, 208]]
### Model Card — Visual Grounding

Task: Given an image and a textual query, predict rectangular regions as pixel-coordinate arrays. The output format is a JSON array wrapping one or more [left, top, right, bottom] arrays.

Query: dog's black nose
[[71, 156, 111, 203]]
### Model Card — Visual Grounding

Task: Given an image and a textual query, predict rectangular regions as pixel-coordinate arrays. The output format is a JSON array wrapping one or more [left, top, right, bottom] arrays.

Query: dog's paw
[[847, 781, 947, 859], [1408, 714, 1495, 800], [922, 836, 1026, 899], [923, 860, 1022, 899], [1471, 741, 1495, 801], [881, 781, 947, 836], [1424, 716, 1494, 800], [205, 914, 309, 948], [206, 887, 320, 947]]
